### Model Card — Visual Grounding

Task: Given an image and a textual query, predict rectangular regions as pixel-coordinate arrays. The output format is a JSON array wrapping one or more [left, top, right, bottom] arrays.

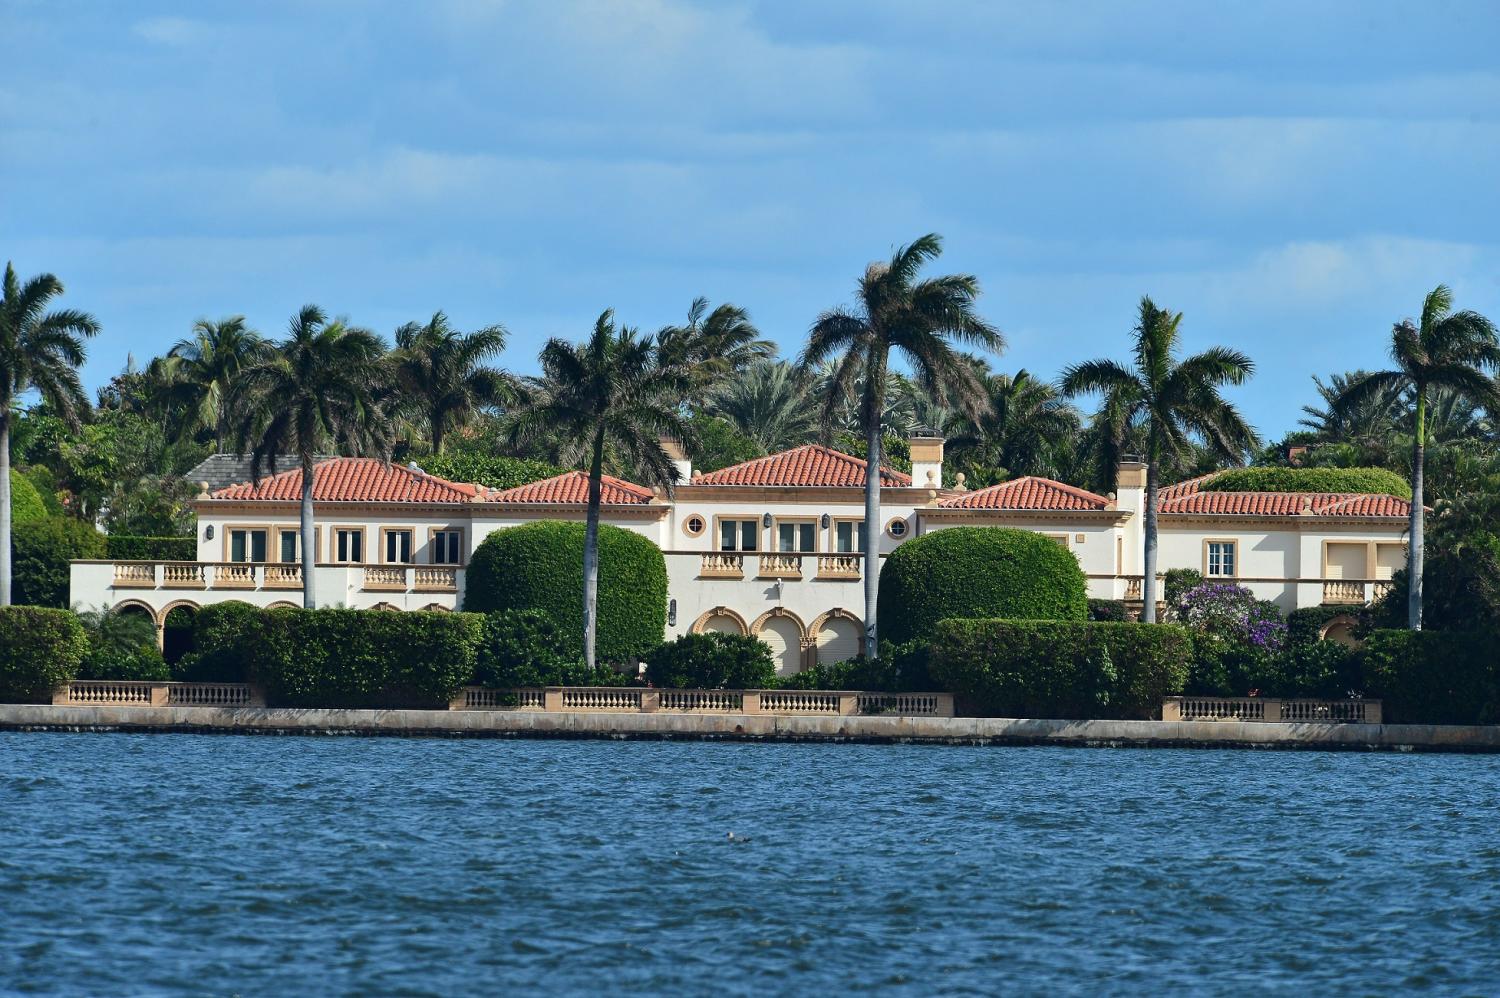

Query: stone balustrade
[[90, 561, 463, 600], [450, 686, 956, 716], [413, 566, 458, 592], [815, 554, 862, 580], [756, 553, 804, 579], [1162, 696, 1381, 724], [264, 564, 302, 589], [363, 566, 408, 591], [699, 552, 745, 579], [54, 681, 265, 707]]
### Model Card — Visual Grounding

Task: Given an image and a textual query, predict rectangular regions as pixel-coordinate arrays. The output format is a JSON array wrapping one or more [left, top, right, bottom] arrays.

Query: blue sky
[[3, 0, 1497, 438]]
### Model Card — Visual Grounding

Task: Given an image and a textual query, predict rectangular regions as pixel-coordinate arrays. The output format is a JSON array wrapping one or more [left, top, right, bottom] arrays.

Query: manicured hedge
[[474, 609, 624, 688], [645, 632, 776, 690], [10, 516, 107, 608], [1201, 467, 1412, 499], [464, 521, 667, 664], [105, 535, 196, 561], [0, 606, 89, 702], [415, 454, 563, 491], [247, 607, 483, 708], [1286, 605, 1362, 647], [1088, 599, 1130, 622], [174, 602, 261, 682], [8, 469, 46, 525], [878, 527, 1088, 645], [929, 618, 1193, 719], [1358, 629, 1497, 725]]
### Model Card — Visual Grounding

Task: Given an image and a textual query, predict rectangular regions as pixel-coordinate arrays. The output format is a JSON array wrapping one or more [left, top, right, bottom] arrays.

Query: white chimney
[[660, 436, 691, 484], [1115, 457, 1146, 513], [908, 429, 944, 489]]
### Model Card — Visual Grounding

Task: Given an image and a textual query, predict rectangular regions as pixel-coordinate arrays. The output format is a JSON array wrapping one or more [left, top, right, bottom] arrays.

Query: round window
[[887, 518, 908, 538], [683, 515, 706, 537]]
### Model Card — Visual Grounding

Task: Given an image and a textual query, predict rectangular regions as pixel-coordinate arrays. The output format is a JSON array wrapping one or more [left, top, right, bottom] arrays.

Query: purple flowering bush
[[1176, 583, 1288, 695]]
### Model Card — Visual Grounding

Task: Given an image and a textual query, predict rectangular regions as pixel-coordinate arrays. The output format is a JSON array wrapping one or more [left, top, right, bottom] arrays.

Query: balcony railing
[[699, 552, 745, 579], [1322, 579, 1395, 605], [95, 560, 461, 598], [414, 566, 458, 592], [1163, 696, 1380, 724], [264, 564, 302, 589], [816, 554, 862, 580], [362, 566, 408, 591], [757, 553, 804, 579], [54, 681, 265, 708]]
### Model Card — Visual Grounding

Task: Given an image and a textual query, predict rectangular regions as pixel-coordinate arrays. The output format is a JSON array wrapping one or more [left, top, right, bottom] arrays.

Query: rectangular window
[[334, 528, 364, 564], [279, 530, 299, 563], [835, 520, 865, 553], [1045, 534, 1069, 548], [385, 529, 413, 564], [229, 529, 267, 563], [777, 521, 816, 553], [431, 530, 462, 565], [1207, 541, 1237, 578], [718, 518, 758, 552]]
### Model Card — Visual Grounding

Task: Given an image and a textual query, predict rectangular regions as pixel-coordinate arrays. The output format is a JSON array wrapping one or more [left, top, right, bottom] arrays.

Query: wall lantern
[[820, 513, 831, 529], [667, 598, 677, 627], [204, 524, 215, 540], [762, 513, 772, 529]]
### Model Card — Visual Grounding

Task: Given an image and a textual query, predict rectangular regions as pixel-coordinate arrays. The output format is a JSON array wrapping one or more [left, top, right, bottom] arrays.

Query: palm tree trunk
[[1141, 460, 1160, 623], [1408, 389, 1425, 631], [0, 414, 12, 606], [301, 458, 317, 609], [861, 354, 885, 659], [431, 413, 445, 456], [582, 430, 605, 671]]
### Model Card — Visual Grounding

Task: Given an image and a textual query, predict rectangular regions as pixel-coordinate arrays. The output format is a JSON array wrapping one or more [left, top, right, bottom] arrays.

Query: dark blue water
[[3, 735, 1498, 996]]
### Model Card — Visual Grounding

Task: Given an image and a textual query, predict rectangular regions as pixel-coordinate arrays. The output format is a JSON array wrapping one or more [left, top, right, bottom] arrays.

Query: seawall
[[2, 704, 1498, 753]]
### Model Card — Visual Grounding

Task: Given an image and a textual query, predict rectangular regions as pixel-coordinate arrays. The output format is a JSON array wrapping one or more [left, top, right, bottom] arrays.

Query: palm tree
[[0, 263, 99, 605], [156, 316, 268, 451], [1297, 371, 1403, 447], [708, 361, 818, 452], [391, 311, 512, 454], [1062, 297, 1258, 623], [801, 234, 1004, 657], [229, 305, 393, 608], [507, 310, 690, 669], [1332, 285, 1500, 629], [948, 368, 1082, 481], [654, 297, 774, 407]]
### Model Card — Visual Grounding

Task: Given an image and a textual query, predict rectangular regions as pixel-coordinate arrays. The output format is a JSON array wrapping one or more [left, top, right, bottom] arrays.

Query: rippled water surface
[[3, 735, 1499, 995]]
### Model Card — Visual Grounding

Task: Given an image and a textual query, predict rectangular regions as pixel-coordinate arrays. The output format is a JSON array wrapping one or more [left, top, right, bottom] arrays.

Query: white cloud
[[132, 17, 217, 46]]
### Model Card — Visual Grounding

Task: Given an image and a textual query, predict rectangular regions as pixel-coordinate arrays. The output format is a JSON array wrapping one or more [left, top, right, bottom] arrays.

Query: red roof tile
[[690, 445, 911, 487], [1156, 476, 1411, 517], [487, 471, 655, 505], [939, 477, 1111, 511], [212, 458, 480, 503]]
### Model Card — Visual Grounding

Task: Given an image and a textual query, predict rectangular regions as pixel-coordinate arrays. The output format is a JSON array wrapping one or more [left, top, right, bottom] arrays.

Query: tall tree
[[708, 360, 818, 453], [1062, 297, 1258, 623], [156, 316, 268, 451], [948, 368, 1082, 482], [507, 311, 689, 669], [1333, 286, 1500, 629], [391, 311, 512, 454], [0, 263, 99, 605], [654, 297, 774, 407], [801, 234, 1003, 657], [230, 306, 393, 608]]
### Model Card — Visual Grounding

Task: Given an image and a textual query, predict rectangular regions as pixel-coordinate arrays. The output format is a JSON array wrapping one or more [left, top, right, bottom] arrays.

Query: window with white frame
[[384, 529, 413, 564], [718, 518, 758, 552], [1206, 540, 1237, 577], [333, 528, 364, 564], [834, 520, 865, 553]]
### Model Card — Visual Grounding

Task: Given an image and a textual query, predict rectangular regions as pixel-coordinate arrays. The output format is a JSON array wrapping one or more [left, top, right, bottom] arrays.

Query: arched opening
[[693, 606, 748, 636], [1320, 615, 1361, 649], [421, 603, 451, 613], [160, 603, 199, 664], [813, 610, 861, 668], [754, 610, 805, 676]]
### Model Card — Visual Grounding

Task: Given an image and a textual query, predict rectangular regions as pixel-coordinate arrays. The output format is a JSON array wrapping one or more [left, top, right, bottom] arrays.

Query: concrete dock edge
[[2, 704, 1499, 752]]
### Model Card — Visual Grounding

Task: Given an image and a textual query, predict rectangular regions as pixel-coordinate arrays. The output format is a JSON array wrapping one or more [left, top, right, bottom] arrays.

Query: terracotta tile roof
[[487, 470, 655, 505], [1156, 476, 1411, 517], [689, 444, 912, 487], [211, 457, 481, 503], [939, 477, 1111, 511]]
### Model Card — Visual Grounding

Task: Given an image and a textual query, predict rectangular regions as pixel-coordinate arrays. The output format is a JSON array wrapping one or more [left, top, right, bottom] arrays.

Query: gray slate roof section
[[185, 454, 336, 492]]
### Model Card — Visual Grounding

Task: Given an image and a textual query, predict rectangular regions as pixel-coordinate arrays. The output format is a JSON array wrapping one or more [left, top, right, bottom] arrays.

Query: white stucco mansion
[[71, 433, 1412, 674]]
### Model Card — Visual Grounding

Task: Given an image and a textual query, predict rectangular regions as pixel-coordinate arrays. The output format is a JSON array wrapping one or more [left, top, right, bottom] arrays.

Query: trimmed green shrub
[[11, 516, 107, 608], [8, 469, 46, 525], [1276, 640, 1359, 700], [1286, 605, 1365, 647], [474, 609, 623, 688], [464, 521, 667, 664], [21, 466, 65, 515], [878, 527, 1088, 645], [1162, 568, 1204, 613], [1359, 629, 1498, 725], [1202, 467, 1411, 499], [0, 606, 89, 702], [415, 453, 563, 491], [777, 640, 932, 691], [173, 602, 261, 682], [1088, 599, 1130, 623], [75, 608, 169, 681], [929, 618, 1193, 719], [646, 632, 777, 690], [248, 607, 483, 708], [105, 536, 196, 561]]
